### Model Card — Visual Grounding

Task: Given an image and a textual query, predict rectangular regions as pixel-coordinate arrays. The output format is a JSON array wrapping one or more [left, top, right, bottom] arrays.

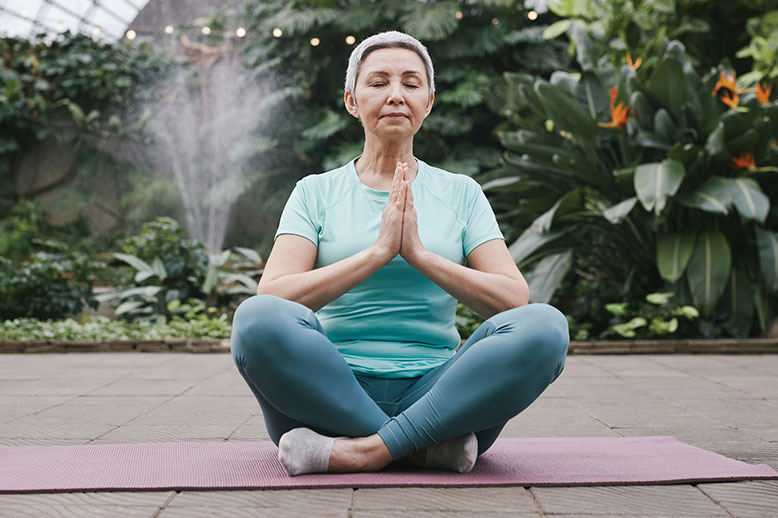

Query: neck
[[355, 134, 417, 184]]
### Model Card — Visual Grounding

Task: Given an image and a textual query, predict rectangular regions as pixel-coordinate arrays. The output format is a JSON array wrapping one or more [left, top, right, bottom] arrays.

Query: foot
[[277, 428, 337, 476], [423, 433, 478, 473]]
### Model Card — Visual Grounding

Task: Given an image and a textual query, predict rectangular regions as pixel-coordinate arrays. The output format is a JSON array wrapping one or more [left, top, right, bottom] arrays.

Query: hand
[[372, 162, 407, 263], [399, 167, 426, 265]]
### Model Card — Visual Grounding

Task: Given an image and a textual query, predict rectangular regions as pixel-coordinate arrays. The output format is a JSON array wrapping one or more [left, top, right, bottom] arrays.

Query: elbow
[[511, 278, 530, 308]]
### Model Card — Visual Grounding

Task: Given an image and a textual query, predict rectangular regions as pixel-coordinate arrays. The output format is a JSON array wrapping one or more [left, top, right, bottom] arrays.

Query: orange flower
[[598, 87, 632, 129], [729, 152, 756, 171], [712, 70, 738, 97], [756, 82, 772, 104], [720, 90, 740, 110], [626, 52, 642, 70]]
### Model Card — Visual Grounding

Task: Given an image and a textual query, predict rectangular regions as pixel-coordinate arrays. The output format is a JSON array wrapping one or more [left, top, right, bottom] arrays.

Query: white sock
[[423, 433, 478, 473], [277, 427, 339, 476]]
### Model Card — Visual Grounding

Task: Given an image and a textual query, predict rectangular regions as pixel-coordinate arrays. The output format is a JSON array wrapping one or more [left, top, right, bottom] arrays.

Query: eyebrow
[[365, 70, 423, 78]]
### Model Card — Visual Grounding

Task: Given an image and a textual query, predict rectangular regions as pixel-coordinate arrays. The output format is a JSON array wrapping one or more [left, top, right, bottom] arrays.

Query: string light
[[310, 37, 320, 46], [165, 25, 174, 34], [92, 26, 101, 35], [56, 22, 65, 31], [272, 27, 283, 37], [455, 11, 463, 19], [201, 26, 211, 35], [527, 10, 538, 20], [492, 17, 499, 25], [236, 27, 246, 38], [20, 10, 29, 18], [125, 29, 136, 40], [345, 35, 355, 45]]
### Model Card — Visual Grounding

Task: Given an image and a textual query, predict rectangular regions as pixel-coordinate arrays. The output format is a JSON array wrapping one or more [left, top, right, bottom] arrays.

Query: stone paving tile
[[500, 415, 621, 438], [0, 503, 161, 517], [0, 421, 116, 440], [352, 512, 538, 517], [159, 506, 347, 517], [228, 415, 272, 441], [531, 485, 730, 516], [168, 488, 352, 507], [183, 374, 256, 396], [87, 379, 197, 396], [0, 397, 73, 424], [125, 356, 232, 381], [94, 423, 236, 442], [0, 437, 90, 446], [0, 379, 115, 396], [0, 491, 174, 506], [58, 395, 173, 406], [352, 487, 538, 512], [27, 404, 158, 425], [697, 480, 778, 517]]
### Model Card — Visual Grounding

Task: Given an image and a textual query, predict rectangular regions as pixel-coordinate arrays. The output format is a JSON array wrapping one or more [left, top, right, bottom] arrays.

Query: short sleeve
[[275, 179, 320, 246], [462, 178, 504, 257]]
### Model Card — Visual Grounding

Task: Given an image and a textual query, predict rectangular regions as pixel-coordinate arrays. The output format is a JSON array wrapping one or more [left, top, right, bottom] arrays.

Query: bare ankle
[[328, 436, 393, 473]]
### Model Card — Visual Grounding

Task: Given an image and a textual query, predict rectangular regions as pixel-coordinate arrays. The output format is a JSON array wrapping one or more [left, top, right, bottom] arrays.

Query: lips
[[382, 113, 408, 118]]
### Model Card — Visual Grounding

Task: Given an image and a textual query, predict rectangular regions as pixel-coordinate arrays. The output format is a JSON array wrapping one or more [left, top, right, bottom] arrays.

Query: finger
[[396, 180, 405, 207], [391, 163, 402, 200]]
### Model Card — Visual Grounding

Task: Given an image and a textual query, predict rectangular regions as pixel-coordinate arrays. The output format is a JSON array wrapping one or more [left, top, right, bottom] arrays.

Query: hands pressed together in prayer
[[373, 162, 426, 266]]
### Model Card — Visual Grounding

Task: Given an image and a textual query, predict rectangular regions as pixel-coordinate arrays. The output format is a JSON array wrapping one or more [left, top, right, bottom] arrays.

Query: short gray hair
[[344, 31, 435, 103]]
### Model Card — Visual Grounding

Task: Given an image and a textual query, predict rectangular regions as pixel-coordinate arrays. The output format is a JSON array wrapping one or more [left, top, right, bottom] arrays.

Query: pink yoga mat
[[1, 436, 775, 493]]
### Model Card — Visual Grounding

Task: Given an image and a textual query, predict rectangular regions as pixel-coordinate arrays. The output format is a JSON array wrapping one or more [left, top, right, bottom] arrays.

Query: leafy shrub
[[0, 313, 230, 341], [100, 217, 262, 321], [0, 199, 96, 262], [487, 36, 777, 338], [601, 292, 699, 339], [0, 240, 103, 319]]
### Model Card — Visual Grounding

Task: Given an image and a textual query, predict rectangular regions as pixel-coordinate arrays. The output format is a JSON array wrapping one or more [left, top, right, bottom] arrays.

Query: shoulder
[[422, 162, 483, 200], [294, 161, 355, 203]]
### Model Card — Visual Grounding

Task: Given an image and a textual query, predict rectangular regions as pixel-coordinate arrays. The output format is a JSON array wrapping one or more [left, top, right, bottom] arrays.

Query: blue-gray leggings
[[230, 294, 569, 461]]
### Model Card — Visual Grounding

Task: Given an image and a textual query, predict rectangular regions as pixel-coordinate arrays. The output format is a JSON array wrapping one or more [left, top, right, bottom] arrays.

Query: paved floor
[[0, 353, 777, 517]]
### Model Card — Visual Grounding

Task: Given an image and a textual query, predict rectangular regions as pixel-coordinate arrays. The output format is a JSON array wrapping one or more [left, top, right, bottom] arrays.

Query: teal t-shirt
[[275, 156, 504, 378]]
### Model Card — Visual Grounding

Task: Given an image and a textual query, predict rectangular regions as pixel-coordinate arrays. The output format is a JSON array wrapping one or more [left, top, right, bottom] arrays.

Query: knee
[[497, 303, 570, 372], [230, 295, 297, 365]]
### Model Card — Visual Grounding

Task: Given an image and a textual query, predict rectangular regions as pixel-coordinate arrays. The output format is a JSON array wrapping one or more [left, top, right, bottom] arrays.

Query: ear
[[423, 91, 435, 117], [344, 91, 360, 119]]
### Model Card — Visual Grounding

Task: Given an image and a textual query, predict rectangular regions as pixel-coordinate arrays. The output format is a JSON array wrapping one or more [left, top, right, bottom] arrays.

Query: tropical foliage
[[98, 217, 262, 321], [485, 30, 777, 337]]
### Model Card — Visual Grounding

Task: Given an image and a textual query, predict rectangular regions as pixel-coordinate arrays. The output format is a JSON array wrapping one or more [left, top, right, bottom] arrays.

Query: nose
[[387, 82, 404, 105]]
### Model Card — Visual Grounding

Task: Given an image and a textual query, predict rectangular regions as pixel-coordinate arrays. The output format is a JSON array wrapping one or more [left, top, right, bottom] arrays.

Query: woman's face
[[345, 47, 434, 141]]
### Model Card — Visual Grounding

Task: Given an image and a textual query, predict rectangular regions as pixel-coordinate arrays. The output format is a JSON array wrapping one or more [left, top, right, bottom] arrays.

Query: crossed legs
[[230, 295, 569, 473]]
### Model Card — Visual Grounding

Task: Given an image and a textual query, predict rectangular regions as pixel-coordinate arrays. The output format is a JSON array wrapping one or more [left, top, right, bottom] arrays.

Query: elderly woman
[[230, 31, 569, 476]]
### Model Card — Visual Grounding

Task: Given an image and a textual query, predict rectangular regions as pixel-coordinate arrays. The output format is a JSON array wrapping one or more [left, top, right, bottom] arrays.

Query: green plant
[[486, 36, 778, 338], [0, 313, 231, 340], [0, 240, 104, 319], [226, 0, 571, 180], [543, 0, 773, 77], [0, 31, 169, 197], [737, 10, 778, 85], [99, 218, 262, 321], [601, 292, 699, 338], [455, 302, 484, 339]]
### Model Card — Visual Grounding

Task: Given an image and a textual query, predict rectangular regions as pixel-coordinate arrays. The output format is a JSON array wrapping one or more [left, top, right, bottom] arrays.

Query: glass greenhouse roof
[[0, 0, 150, 42]]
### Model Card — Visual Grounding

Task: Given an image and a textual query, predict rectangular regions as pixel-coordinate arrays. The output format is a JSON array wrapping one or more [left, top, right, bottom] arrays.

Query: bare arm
[[399, 179, 529, 319], [405, 239, 530, 319], [257, 163, 411, 312], [256, 234, 391, 312]]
